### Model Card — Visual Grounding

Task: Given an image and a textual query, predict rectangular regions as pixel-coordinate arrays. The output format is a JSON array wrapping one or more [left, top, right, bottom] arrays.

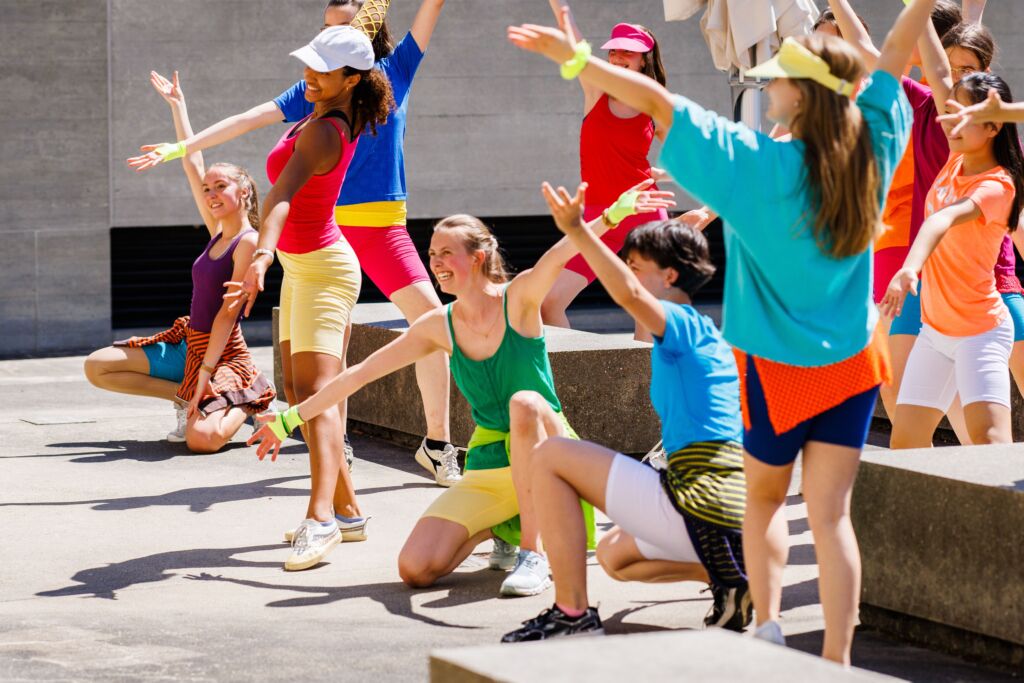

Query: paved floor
[[0, 348, 1011, 681]]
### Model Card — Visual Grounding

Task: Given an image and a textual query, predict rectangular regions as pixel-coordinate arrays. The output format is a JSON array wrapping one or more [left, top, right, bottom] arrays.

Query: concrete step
[[429, 630, 898, 682]]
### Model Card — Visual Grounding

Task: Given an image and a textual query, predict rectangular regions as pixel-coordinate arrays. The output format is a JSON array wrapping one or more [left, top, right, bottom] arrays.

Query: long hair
[[325, 0, 394, 60], [343, 67, 395, 137], [954, 73, 1024, 230], [434, 215, 511, 283], [931, 0, 962, 40], [208, 162, 261, 230], [633, 25, 667, 87], [787, 34, 879, 258], [942, 23, 996, 72]]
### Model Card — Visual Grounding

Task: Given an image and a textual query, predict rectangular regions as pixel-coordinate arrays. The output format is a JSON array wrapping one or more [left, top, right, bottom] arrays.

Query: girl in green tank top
[[250, 181, 675, 594]]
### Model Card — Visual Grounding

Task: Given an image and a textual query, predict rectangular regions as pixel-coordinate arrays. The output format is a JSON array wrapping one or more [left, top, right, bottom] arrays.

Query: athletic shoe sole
[[414, 449, 455, 487], [488, 556, 518, 571], [166, 433, 187, 443], [284, 530, 342, 571], [499, 575, 553, 597], [284, 522, 367, 544]]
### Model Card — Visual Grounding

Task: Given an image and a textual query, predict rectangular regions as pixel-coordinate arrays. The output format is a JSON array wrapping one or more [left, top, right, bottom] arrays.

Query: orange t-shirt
[[876, 139, 916, 252], [921, 154, 1015, 336]]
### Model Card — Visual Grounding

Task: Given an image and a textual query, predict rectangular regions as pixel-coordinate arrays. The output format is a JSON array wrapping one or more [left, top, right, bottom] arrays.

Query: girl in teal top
[[249, 181, 674, 597], [510, 0, 932, 665]]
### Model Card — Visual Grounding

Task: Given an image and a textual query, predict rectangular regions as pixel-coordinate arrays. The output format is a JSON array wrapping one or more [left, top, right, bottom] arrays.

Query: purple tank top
[[190, 230, 254, 333]]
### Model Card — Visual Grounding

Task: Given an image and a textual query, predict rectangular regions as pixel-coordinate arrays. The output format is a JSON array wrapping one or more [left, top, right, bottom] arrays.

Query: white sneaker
[[753, 620, 786, 646], [284, 518, 342, 571], [641, 440, 667, 471], [414, 439, 463, 487], [284, 515, 369, 543], [500, 550, 552, 597], [488, 537, 519, 571], [167, 404, 187, 443]]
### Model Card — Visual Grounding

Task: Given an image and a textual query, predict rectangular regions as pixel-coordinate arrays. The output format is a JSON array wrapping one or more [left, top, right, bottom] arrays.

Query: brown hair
[[325, 0, 394, 60], [633, 25, 667, 87], [942, 23, 996, 72], [622, 220, 715, 296], [208, 162, 261, 230], [344, 67, 395, 137], [434, 214, 511, 283], [813, 8, 870, 36], [931, 0, 962, 40], [788, 34, 879, 259]]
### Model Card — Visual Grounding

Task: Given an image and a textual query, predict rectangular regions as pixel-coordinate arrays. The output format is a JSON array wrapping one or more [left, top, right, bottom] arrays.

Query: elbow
[[611, 284, 645, 310]]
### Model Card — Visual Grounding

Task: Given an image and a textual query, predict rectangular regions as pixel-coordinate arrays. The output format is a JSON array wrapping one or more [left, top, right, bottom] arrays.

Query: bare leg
[[540, 270, 588, 329], [890, 404, 944, 449], [83, 346, 180, 403], [508, 391, 568, 552], [742, 453, 793, 626], [945, 395, 973, 445], [339, 321, 350, 440], [879, 330, 915, 427], [963, 400, 1013, 445], [596, 527, 708, 583], [397, 516, 492, 587], [390, 281, 450, 441], [1009, 340, 1024, 398], [801, 440, 864, 666], [185, 406, 249, 454]]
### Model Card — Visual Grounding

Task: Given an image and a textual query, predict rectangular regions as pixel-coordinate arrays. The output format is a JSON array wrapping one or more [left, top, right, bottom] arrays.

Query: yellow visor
[[745, 37, 855, 97]]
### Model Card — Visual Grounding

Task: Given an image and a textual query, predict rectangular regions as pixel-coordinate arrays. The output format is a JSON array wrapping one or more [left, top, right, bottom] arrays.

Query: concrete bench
[[429, 630, 897, 682], [273, 303, 661, 455], [852, 445, 1024, 672]]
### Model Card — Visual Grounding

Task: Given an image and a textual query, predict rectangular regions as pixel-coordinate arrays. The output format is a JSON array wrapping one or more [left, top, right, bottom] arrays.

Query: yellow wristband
[[560, 41, 592, 80]]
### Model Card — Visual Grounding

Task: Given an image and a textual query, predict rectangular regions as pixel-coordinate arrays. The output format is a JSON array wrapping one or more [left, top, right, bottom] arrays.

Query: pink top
[[266, 113, 357, 254], [580, 94, 657, 207], [995, 235, 1022, 294], [901, 78, 950, 242]]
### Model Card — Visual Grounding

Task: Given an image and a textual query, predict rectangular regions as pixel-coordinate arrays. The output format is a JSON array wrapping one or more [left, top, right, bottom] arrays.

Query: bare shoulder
[[409, 305, 452, 352]]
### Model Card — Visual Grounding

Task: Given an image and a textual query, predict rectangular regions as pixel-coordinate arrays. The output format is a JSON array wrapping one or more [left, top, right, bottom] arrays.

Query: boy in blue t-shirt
[[502, 183, 749, 643]]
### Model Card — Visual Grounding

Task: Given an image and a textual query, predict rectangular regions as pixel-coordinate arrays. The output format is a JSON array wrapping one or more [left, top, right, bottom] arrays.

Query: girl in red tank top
[[542, 4, 672, 338]]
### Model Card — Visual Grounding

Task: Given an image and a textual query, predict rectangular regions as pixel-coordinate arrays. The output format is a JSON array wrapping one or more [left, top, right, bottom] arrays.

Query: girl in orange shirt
[[882, 72, 1024, 447]]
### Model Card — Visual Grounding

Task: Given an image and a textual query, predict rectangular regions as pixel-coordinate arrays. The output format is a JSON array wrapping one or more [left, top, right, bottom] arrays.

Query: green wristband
[[603, 190, 640, 226], [560, 41, 592, 80], [155, 141, 187, 163], [268, 405, 305, 440]]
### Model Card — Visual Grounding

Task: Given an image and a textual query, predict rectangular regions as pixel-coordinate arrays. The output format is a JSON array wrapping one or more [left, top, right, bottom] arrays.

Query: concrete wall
[[3, 1, 1024, 354]]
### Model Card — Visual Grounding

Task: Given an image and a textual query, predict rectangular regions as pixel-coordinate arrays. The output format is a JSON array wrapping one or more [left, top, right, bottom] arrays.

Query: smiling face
[[625, 251, 677, 299], [302, 65, 360, 104], [201, 166, 247, 220], [607, 49, 645, 73], [428, 229, 483, 295], [765, 77, 803, 127], [943, 87, 999, 153]]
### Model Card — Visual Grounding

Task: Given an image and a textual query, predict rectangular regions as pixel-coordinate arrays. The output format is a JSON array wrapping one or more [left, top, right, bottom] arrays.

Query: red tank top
[[580, 94, 657, 206], [266, 113, 357, 254]]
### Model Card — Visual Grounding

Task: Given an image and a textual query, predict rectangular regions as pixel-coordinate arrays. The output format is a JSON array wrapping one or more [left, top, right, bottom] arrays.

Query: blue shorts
[[743, 358, 879, 467], [1001, 292, 1024, 343], [142, 340, 187, 383], [889, 290, 922, 337]]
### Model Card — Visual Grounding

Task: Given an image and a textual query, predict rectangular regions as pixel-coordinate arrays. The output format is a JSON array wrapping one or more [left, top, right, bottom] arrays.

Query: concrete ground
[[0, 346, 1013, 682]]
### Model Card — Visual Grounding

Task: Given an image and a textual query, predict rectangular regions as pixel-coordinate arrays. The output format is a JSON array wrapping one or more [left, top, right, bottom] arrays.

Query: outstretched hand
[[879, 267, 919, 320], [541, 181, 587, 235], [247, 413, 284, 462], [150, 70, 184, 107], [223, 259, 267, 318], [936, 89, 1005, 137], [627, 178, 676, 216], [507, 7, 577, 64]]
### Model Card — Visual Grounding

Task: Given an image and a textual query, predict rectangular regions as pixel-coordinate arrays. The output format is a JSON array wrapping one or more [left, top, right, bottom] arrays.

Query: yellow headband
[[745, 37, 855, 97]]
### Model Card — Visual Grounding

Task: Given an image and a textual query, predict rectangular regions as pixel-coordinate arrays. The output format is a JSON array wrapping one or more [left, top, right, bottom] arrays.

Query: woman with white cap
[[540, 2, 669, 340], [510, 0, 936, 664]]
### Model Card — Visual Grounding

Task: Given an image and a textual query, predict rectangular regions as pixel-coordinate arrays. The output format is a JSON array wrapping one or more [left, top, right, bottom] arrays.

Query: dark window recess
[[111, 217, 725, 328]]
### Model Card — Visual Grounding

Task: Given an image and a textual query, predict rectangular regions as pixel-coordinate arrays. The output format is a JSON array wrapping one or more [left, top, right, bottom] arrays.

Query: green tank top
[[447, 288, 562, 470]]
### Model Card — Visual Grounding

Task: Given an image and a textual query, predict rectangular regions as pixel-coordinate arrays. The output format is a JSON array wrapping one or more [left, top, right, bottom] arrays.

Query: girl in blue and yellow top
[[509, 0, 934, 665]]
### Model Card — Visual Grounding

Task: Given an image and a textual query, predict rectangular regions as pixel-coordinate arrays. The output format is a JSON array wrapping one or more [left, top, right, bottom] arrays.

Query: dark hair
[[633, 25, 667, 87], [931, 0, 962, 40], [622, 220, 715, 296], [344, 67, 395, 137], [325, 0, 394, 60], [813, 8, 870, 36], [953, 73, 1024, 230], [942, 23, 996, 72]]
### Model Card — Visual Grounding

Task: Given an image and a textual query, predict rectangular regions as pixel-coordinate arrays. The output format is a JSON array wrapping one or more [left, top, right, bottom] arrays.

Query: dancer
[[502, 187, 748, 642], [129, 0, 460, 485], [508, 0, 928, 663], [85, 71, 274, 451], [540, 1, 668, 340], [247, 182, 674, 596], [882, 72, 1023, 448]]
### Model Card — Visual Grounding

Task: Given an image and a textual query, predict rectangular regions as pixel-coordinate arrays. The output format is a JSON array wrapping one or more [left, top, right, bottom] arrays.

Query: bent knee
[[82, 353, 109, 386], [397, 552, 443, 588], [509, 390, 549, 420], [595, 539, 627, 581], [186, 429, 226, 454]]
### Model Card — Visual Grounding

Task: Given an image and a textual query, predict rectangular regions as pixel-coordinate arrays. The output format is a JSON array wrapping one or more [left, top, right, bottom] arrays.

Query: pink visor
[[600, 23, 655, 53]]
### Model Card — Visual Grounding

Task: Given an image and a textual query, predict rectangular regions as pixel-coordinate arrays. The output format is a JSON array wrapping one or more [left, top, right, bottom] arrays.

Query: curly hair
[[344, 67, 395, 137]]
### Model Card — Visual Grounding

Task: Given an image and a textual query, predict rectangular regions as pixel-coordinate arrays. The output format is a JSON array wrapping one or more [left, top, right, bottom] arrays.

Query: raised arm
[[963, 0, 986, 24], [409, 0, 446, 51], [875, 0, 939, 81], [547, 0, 601, 108], [248, 311, 448, 460], [351, 0, 391, 40], [149, 71, 218, 236], [916, 18, 953, 110], [826, 0, 881, 69]]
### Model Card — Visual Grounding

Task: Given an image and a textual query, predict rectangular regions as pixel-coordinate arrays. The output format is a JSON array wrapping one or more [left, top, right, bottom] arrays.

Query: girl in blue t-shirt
[[501, 183, 749, 643], [510, 0, 933, 665]]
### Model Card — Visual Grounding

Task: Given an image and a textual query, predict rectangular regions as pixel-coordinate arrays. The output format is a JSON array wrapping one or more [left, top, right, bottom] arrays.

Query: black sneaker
[[501, 605, 604, 642], [703, 583, 753, 632]]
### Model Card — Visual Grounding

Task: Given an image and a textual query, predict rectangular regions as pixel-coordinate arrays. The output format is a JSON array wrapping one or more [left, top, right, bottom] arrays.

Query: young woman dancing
[[247, 182, 674, 596], [502, 187, 748, 642], [508, 0, 932, 664], [85, 71, 274, 451]]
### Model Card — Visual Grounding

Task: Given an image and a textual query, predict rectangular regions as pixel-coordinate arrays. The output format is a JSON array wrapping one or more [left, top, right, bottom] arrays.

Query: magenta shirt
[[902, 78, 950, 241], [995, 235, 1022, 294]]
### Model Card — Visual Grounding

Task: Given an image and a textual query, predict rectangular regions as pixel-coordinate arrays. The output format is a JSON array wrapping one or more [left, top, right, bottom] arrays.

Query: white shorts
[[604, 454, 700, 564], [897, 317, 1013, 411]]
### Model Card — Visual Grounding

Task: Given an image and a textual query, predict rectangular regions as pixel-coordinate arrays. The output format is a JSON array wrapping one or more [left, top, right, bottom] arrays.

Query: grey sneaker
[[500, 550, 552, 597], [284, 518, 342, 572], [284, 515, 369, 544], [414, 439, 462, 487], [489, 538, 519, 571], [344, 435, 355, 472], [641, 440, 667, 471], [753, 620, 786, 646], [167, 404, 188, 443]]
